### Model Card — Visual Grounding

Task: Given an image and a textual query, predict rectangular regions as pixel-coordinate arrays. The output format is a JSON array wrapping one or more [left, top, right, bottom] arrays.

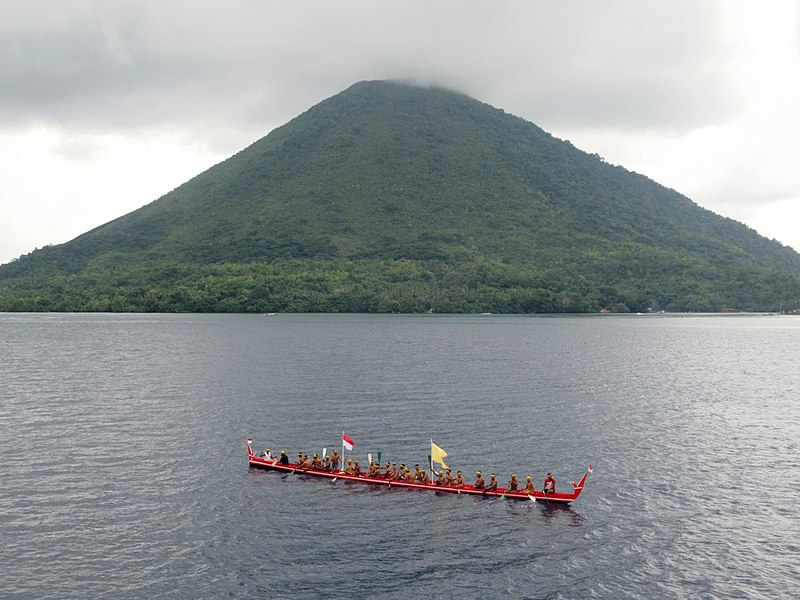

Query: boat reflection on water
[[537, 501, 584, 527]]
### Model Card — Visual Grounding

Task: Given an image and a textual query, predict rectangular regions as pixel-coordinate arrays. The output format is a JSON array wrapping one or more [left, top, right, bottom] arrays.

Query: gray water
[[1, 313, 798, 599]]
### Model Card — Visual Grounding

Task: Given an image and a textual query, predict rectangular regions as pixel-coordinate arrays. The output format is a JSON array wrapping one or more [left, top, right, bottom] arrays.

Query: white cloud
[[0, 126, 223, 262]]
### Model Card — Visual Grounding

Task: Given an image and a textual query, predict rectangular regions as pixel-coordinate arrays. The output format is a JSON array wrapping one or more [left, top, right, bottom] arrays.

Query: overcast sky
[[2, 0, 799, 265]]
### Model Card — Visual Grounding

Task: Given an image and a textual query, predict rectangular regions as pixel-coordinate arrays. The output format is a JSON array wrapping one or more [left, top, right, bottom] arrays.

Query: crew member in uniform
[[543, 472, 556, 494]]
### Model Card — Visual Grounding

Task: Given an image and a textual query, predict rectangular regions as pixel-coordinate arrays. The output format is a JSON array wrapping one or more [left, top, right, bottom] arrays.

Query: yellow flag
[[431, 441, 448, 469]]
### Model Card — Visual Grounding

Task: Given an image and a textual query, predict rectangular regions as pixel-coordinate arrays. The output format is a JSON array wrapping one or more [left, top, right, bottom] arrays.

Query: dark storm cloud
[[0, 1, 740, 143]]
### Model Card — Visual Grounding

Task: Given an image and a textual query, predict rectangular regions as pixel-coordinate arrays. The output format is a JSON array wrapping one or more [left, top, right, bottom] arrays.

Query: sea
[[1, 312, 798, 599]]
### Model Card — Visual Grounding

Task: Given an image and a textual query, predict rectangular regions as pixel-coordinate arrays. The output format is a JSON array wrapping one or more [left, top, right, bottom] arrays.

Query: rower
[[413, 464, 422, 482], [404, 467, 415, 482], [344, 459, 354, 475], [455, 471, 465, 488], [543, 472, 556, 494], [352, 460, 361, 476], [485, 474, 498, 492], [279, 450, 289, 465], [436, 470, 445, 486], [507, 474, 519, 491], [382, 462, 392, 478], [323, 455, 332, 471], [444, 468, 454, 486], [418, 469, 430, 485], [260, 448, 272, 459], [524, 475, 536, 493], [474, 471, 485, 489], [389, 464, 399, 480], [311, 454, 322, 469]]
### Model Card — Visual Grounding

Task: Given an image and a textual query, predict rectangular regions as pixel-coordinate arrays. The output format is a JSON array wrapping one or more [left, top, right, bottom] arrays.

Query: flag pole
[[341, 432, 345, 473], [430, 438, 434, 480]]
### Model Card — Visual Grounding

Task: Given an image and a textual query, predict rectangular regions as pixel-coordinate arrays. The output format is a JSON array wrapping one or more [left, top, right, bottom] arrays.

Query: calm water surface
[[1, 313, 798, 599]]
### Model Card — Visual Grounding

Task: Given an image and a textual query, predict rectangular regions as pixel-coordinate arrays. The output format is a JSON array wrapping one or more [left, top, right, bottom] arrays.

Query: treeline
[[2, 257, 796, 313]]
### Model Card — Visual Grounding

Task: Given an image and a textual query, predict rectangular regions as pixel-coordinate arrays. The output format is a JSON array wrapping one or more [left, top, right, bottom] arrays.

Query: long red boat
[[247, 439, 591, 504]]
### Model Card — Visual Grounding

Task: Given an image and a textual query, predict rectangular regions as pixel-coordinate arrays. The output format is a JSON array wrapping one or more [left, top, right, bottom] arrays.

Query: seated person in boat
[[473, 471, 485, 489], [507, 474, 519, 491], [436, 470, 446, 486], [343, 459, 354, 475], [331, 450, 340, 472], [388, 464, 399, 480], [454, 471, 465, 488], [404, 467, 415, 482], [297, 454, 312, 469], [485, 474, 498, 492], [296, 452, 304, 465], [323, 455, 332, 471], [543, 472, 556, 494], [418, 469, 430, 485], [413, 464, 422, 482], [260, 448, 272, 459], [382, 462, 392, 478], [352, 459, 361, 476], [524, 475, 536, 493], [279, 450, 289, 465], [311, 454, 323, 470], [443, 468, 454, 486], [366, 461, 380, 477]]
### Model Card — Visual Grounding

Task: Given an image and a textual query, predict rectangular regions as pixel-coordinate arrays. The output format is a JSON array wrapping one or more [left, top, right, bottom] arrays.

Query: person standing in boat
[[507, 474, 519, 491], [278, 450, 289, 465], [474, 471, 486, 489], [543, 472, 556, 494], [485, 474, 498, 492], [524, 475, 536, 494], [331, 449, 340, 472]]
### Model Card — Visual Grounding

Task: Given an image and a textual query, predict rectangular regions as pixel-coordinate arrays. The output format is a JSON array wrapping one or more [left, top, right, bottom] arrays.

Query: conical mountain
[[1, 80, 799, 312]]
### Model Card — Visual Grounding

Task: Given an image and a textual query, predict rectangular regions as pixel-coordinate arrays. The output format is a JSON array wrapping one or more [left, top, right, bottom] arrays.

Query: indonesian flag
[[342, 432, 355, 451], [431, 440, 449, 469]]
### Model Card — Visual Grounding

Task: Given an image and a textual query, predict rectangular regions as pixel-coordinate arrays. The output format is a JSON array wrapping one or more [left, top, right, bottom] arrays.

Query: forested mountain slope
[[2, 80, 798, 312]]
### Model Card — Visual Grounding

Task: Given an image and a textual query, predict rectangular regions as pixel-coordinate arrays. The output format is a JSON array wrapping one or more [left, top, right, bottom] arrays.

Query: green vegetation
[[1, 80, 799, 313]]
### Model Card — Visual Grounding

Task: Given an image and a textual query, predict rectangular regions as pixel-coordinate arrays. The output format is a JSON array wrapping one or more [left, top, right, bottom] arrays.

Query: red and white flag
[[342, 432, 355, 451]]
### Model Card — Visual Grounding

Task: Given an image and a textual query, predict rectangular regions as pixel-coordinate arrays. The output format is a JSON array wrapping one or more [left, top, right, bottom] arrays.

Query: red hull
[[247, 441, 591, 504]]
